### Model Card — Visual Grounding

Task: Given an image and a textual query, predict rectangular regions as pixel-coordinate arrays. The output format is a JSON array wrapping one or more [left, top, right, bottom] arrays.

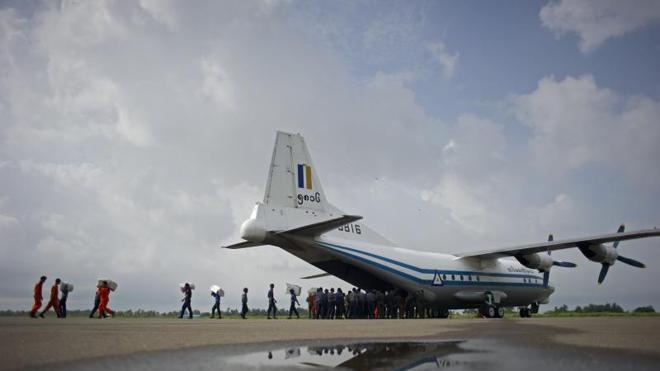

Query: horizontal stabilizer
[[278, 215, 363, 237], [300, 272, 332, 279], [222, 241, 265, 249]]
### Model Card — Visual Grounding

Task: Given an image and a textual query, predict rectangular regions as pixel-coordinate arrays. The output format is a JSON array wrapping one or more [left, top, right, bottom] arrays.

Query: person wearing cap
[[30, 276, 47, 318]]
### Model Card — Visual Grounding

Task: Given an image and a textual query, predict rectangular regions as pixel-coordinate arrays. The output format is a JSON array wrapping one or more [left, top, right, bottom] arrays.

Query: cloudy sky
[[1, 0, 660, 313]]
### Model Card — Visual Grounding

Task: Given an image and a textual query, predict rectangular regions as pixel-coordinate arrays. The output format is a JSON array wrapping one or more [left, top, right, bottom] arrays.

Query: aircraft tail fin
[[263, 131, 328, 211]]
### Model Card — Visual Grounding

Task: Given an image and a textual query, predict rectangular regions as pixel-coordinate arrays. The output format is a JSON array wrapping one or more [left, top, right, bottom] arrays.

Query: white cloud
[[138, 0, 179, 30], [540, 0, 660, 52], [513, 75, 660, 186], [427, 41, 458, 78], [200, 58, 237, 111]]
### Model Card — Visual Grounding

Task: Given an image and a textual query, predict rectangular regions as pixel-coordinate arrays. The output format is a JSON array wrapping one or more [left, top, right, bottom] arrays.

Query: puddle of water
[[225, 341, 480, 370]]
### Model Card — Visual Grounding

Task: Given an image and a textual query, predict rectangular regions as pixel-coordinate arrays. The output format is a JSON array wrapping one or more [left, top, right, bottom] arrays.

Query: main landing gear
[[519, 307, 531, 318], [480, 304, 504, 318], [480, 291, 504, 318], [519, 303, 539, 318]]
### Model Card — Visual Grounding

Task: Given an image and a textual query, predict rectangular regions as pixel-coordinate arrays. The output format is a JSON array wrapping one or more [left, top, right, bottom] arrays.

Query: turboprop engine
[[514, 252, 555, 272], [515, 234, 577, 286], [578, 225, 646, 284]]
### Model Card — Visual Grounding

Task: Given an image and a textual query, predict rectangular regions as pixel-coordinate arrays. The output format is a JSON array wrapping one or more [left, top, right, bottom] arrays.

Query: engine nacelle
[[579, 244, 618, 265], [515, 253, 554, 272]]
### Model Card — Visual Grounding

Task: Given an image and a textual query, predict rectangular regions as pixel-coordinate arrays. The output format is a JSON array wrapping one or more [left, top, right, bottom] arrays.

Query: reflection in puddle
[[227, 341, 479, 370]]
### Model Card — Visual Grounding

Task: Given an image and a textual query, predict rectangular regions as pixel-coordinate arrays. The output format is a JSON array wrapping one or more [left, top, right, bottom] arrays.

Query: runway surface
[[1, 316, 659, 370]]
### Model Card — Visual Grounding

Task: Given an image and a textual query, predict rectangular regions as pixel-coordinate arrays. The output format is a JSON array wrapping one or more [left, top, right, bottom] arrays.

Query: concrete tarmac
[[1, 316, 659, 370]]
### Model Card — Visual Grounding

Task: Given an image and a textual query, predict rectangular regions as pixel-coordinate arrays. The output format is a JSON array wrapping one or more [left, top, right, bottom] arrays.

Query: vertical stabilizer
[[263, 132, 328, 211]]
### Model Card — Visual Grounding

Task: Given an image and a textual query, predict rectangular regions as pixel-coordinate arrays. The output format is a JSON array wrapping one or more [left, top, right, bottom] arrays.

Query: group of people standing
[[307, 287, 432, 319]]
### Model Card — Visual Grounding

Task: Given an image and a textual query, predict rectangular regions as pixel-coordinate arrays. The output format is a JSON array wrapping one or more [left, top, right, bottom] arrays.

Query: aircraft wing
[[456, 228, 660, 259]]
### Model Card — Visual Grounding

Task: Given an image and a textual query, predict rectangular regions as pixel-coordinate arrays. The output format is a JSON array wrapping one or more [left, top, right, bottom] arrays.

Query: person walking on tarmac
[[210, 290, 222, 319], [266, 283, 277, 319], [39, 278, 61, 318], [178, 283, 193, 319], [287, 288, 300, 319], [97, 281, 114, 318], [89, 287, 101, 318], [59, 283, 71, 318], [30, 276, 47, 318], [240, 288, 249, 319]]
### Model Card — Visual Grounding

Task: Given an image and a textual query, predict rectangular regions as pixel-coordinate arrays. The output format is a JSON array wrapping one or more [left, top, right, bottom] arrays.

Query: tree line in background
[[546, 303, 655, 314]]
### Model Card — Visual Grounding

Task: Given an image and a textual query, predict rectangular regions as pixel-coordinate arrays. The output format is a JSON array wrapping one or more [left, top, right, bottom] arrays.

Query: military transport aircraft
[[224, 131, 660, 318]]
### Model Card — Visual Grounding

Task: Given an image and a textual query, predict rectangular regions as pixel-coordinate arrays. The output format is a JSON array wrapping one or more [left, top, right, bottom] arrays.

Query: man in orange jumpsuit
[[97, 281, 114, 318], [30, 276, 47, 318], [39, 278, 61, 318]]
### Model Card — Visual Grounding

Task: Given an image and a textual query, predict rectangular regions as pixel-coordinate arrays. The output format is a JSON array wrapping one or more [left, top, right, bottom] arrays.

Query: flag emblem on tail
[[297, 164, 312, 190]]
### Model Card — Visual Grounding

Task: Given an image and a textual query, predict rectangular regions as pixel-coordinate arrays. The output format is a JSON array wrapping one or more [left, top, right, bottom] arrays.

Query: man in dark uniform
[[267, 283, 277, 319], [328, 288, 336, 319], [59, 283, 71, 318], [178, 283, 193, 319], [336, 288, 345, 319], [240, 288, 249, 319], [321, 289, 329, 319], [287, 288, 300, 319], [89, 287, 100, 318], [211, 289, 221, 319]]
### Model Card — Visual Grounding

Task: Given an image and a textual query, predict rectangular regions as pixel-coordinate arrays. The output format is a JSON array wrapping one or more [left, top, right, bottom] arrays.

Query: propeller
[[543, 234, 552, 287], [542, 234, 578, 287], [598, 224, 646, 284]]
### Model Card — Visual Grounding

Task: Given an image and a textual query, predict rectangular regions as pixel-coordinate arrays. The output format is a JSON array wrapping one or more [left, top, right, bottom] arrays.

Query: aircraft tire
[[519, 307, 531, 318], [486, 306, 496, 318], [439, 308, 449, 318], [496, 306, 505, 318]]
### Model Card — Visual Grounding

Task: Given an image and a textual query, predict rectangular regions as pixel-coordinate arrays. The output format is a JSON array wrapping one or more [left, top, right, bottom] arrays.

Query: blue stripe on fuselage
[[315, 241, 544, 288]]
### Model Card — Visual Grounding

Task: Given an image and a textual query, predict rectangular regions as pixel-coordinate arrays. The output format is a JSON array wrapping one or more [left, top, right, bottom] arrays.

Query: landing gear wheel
[[496, 306, 505, 318], [519, 307, 531, 318], [486, 306, 496, 318]]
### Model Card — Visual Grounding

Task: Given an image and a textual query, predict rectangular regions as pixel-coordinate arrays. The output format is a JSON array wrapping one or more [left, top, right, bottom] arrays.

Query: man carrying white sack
[[210, 286, 222, 319], [178, 283, 193, 319]]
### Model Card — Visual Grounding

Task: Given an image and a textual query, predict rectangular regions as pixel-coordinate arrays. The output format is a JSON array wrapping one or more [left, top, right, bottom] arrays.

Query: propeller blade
[[617, 255, 646, 268], [553, 261, 577, 268], [613, 224, 625, 248], [543, 271, 550, 287], [597, 264, 610, 284]]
